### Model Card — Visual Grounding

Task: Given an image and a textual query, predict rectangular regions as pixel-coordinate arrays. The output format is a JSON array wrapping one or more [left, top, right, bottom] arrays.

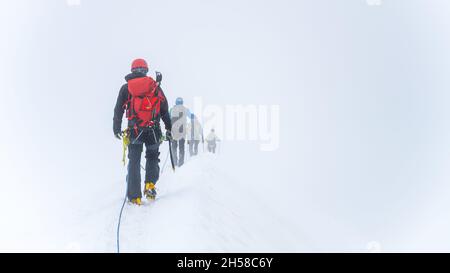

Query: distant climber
[[206, 129, 220, 154], [170, 97, 190, 167], [113, 58, 172, 206], [186, 113, 204, 157]]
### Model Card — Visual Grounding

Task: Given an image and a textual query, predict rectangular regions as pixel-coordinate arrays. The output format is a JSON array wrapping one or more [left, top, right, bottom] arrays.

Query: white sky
[[1, 0, 450, 251]]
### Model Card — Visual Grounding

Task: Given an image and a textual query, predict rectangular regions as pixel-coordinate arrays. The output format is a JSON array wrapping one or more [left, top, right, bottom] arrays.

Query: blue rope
[[116, 173, 129, 253], [117, 132, 143, 253], [116, 138, 172, 253], [116, 193, 127, 253]]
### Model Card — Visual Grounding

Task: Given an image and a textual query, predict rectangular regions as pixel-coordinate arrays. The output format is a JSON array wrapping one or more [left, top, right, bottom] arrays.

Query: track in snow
[[71, 152, 300, 252]]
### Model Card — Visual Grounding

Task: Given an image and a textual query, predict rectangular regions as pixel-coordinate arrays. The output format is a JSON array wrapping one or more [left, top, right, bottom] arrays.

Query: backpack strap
[[124, 93, 136, 120]]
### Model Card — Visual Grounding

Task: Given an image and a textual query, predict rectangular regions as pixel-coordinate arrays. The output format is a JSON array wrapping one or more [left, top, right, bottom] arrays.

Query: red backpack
[[125, 76, 165, 128]]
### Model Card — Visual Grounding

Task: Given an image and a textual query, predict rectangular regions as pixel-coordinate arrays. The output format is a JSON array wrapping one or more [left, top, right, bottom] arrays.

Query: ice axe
[[168, 139, 176, 171], [154, 71, 162, 97], [155, 71, 175, 172], [156, 71, 162, 85]]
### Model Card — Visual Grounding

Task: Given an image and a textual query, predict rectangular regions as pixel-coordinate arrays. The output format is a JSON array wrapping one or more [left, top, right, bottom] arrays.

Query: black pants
[[188, 140, 200, 156], [127, 128, 161, 200], [171, 139, 185, 167]]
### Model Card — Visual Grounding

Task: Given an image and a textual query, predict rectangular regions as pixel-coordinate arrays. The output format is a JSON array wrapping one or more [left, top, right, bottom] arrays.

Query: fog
[[1, 0, 450, 251]]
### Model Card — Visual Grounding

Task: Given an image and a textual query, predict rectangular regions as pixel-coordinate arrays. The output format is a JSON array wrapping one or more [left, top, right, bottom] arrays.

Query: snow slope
[[3, 1, 450, 252], [70, 149, 305, 253]]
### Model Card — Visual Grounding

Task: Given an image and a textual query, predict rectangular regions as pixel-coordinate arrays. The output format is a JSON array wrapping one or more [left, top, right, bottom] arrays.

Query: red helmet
[[131, 59, 148, 70]]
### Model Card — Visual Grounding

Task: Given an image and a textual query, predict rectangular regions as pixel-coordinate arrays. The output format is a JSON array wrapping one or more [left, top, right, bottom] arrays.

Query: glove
[[165, 130, 172, 141], [114, 131, 122, 140]]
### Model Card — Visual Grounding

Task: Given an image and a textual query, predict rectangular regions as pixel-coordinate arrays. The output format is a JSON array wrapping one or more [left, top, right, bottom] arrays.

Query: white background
[[1, 0, 450, 252]]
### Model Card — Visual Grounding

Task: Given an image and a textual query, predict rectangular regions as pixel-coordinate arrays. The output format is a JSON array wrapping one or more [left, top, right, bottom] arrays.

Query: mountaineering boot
[[130, 197, 142, 206], [144, 182, 157, 200]]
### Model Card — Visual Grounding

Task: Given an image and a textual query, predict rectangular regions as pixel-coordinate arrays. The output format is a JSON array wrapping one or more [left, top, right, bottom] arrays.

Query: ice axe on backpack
[[155, 71, 162, 84], [153, 71, 162, 98]]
